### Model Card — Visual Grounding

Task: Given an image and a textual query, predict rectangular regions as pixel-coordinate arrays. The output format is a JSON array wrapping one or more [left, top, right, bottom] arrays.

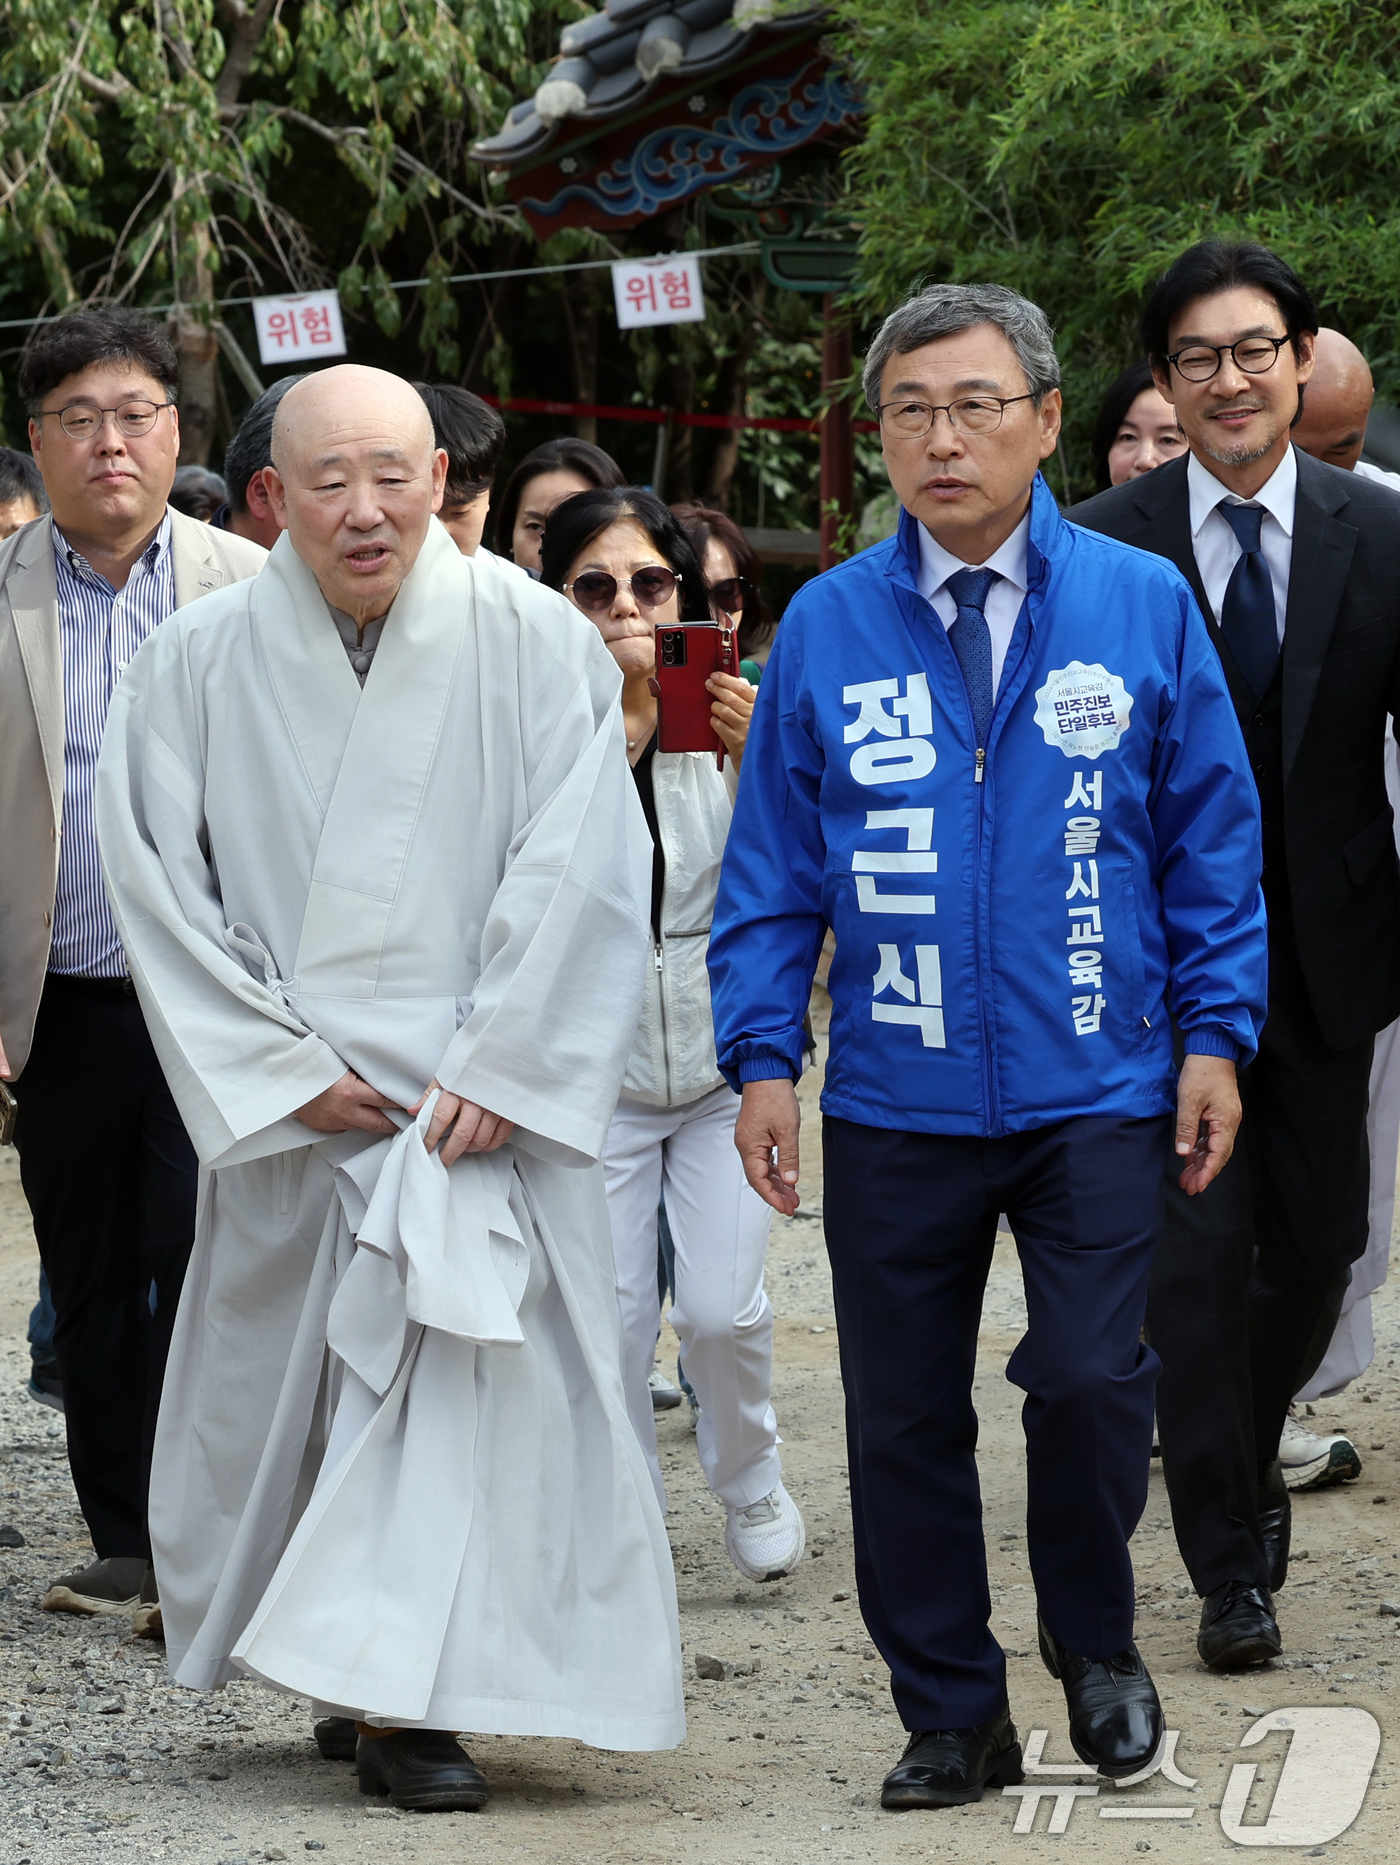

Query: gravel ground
[[0, 1010, 1397, 1863]]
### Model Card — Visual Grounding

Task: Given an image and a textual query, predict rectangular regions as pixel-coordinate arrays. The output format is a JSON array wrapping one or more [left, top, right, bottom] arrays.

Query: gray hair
[[861, 283, 1060, 413]]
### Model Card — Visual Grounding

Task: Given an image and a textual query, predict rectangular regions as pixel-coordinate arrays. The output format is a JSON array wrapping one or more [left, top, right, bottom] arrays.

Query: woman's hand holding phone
[[706, 669, 756, 772]]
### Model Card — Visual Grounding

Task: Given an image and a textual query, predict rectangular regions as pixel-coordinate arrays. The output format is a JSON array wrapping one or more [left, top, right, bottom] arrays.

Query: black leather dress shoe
[[1197, 1579, 1282, 1671], [313, 1716, 358, 1761], [880, 1713, 1024, 1809], [356, 1728, 490, 1811], [1037, 1615, 1162, 1779], [1257, 1460, 1291, 1593]]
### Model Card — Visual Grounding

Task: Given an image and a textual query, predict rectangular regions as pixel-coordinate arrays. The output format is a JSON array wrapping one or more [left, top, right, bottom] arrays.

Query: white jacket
[[622, 749, 739, 1107]]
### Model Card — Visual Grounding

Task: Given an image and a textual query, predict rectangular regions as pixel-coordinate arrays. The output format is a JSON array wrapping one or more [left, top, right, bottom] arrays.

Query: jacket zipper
[[970, 739, 998, 1134], [655, 941, 672, 1103]]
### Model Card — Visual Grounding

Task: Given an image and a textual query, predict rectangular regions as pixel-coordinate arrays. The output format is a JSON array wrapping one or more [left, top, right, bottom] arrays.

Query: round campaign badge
[[1032, 661, 1133, 758]]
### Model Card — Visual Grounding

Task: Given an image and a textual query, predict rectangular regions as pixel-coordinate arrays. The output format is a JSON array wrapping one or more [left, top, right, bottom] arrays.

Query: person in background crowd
[[494, 436, 624, 574], [0, 446, 47, 536], [541, 485, 806, 1583], [1090, 360, 1188, 490], [413, 382, 507, 557], [1071, 243, 1400, 1674], [0, 307, 265, 1624], [211, 375, 303, 547], [1282, 326, 1400, 1488], [710, 281, 1267, 1806], [671, 501, 777, 681], [96, 367, 681, 1805], [168, 463, 228, 523], [0, 451, 63, 1413], [1292, 327, 1400, 489]]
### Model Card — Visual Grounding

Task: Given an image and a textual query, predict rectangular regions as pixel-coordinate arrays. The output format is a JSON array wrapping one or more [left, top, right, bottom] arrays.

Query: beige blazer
[[0, 508, 267, 1077]]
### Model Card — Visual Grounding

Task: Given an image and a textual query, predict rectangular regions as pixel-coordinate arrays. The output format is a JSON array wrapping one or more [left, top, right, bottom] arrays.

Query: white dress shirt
[[1355, 459, 1400, 493], [1187, 447, 1296, 638], [916, 509, 1031, 697]]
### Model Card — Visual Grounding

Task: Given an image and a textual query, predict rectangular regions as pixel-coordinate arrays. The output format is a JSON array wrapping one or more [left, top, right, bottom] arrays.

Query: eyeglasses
[[877, 393, 1036, 440], [709, 575, 752, 613], [1163, 336, 1289, 383], [564, 566, 679, 613], [37, 398, 174, 440]]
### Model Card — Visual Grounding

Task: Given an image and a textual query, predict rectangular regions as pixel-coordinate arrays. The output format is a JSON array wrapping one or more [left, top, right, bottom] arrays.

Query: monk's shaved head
[[1294, 328, 1375, 472], [271, 365, 435, 475], [263, 364, 448, 628]]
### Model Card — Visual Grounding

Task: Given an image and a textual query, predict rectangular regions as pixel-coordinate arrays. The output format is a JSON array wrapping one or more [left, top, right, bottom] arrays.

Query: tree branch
[[273, 108, 511, 224], [215, 0, 277, 110]]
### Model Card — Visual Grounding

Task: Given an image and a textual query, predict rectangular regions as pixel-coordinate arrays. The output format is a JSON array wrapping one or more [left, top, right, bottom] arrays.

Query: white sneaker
[[649, 1368, 683, 1411], [725, 1482, 806, 1582], [1278, 1404, 1362, 1491]]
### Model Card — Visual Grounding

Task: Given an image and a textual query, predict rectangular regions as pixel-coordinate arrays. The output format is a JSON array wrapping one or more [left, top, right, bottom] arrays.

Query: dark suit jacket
[[1070, 447, 1400, 1050]]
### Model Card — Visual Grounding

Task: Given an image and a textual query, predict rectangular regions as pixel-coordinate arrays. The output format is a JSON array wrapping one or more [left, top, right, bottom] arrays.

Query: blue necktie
[[946, 567, 997, 749], [1219, 503, 1279, 699]]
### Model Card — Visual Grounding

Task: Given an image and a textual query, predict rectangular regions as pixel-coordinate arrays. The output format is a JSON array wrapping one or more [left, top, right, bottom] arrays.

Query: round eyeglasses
[[1164, 336, 1289, 384], [38, 398, 173, 440], [877, 393, 1036, 440], [564, 566, 679, 613]]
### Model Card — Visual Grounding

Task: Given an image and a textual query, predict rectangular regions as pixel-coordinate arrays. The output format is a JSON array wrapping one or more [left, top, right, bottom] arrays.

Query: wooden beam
[[819, 293, 854, 573]]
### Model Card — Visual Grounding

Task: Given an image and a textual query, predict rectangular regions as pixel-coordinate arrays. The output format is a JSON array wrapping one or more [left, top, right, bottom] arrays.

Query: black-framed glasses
[[1164, 336, 1289, 383], [564, 565, 679, 613], [37, 398, 174, 440], [709, 574, 752, 613], [877, 393, 1036, 439]]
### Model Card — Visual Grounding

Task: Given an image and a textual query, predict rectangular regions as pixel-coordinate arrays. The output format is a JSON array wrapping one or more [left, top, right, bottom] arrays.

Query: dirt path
[[0, 1016, 1395, 1863]]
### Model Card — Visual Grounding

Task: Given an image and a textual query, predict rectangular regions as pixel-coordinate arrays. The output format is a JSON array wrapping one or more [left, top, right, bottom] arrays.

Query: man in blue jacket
[[708, 283, 1268, 1810]]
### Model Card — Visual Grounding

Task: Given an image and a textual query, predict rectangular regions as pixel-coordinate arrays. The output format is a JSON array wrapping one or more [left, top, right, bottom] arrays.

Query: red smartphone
[[651, 620, 736, 767]]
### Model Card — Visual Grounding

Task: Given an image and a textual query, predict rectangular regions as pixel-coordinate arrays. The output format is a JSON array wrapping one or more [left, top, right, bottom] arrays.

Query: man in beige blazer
[[0, 306, 264, 1622]]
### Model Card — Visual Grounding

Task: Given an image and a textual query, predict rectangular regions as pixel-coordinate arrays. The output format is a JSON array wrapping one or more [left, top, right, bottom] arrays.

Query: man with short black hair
[[413, 381, 506, 556], [0, 445, 47, 536], [0, 305, 265, 1623], [1072, 242, 1400, 1672], [212, 374, 303, 548]]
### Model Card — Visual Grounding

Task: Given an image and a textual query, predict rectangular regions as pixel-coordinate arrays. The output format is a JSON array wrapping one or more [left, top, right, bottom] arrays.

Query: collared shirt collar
[[1188, 445, 1297, 542], [51, 508, 173, 590], [915, 506, 1031, 604]]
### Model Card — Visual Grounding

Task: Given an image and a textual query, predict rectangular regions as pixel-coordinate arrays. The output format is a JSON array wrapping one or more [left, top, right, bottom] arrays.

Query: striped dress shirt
[[50, 513, 175, 977]]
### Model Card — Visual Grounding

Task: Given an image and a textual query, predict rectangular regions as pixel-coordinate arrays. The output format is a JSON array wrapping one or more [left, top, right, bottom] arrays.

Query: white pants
[[603, 1085, 780, 1512]]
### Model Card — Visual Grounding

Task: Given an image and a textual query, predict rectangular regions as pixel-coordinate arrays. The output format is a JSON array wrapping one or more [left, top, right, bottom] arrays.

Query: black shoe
[[1037, 1614, 1162, 1780], [356, 1728, 490, 1812], [1256, 1460, 1291, 1592], [880, 1714, 1024, 1810], [1197, 1579, 1281, 1671], [314, 1716, 359, 1761]]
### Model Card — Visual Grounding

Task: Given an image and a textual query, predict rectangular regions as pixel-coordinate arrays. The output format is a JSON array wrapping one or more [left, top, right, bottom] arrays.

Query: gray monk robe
[[95, 519, 684, 1748]]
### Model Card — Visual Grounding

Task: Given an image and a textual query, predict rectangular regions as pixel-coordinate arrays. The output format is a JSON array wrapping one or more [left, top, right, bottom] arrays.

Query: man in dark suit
[[1071, 241, 1400, 1672]]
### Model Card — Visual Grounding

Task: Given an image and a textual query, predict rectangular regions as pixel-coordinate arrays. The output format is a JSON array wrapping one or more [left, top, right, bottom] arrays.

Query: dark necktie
[[945, 567, 997, 749], [1219, 502, 1279, 699]]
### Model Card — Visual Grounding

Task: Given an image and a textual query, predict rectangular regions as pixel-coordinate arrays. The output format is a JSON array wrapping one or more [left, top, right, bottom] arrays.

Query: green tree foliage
[[837, 0, 1400, 495], [0, 0, 568, 450]]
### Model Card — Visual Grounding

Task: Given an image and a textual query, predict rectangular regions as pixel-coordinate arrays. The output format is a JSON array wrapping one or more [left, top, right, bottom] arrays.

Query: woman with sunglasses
[[541, 487, 806, 1584], [670, 502, 777, 681]]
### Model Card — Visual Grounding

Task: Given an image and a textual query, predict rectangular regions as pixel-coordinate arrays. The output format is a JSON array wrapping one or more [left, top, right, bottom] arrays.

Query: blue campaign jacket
[[708, 476, 1268, 1138]]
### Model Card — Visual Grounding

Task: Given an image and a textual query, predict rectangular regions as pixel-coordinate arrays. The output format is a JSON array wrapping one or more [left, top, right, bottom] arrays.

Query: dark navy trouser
[[822, 1112, 1170, 1731]]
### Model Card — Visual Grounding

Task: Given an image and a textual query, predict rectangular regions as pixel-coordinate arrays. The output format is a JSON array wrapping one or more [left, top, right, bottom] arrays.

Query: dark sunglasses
[[709, 575, 752, 613], [564, 566, 679, 613]]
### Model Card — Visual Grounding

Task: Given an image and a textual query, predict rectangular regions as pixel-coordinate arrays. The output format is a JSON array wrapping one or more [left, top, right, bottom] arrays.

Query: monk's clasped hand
[[411, 1079, 515, 1166]]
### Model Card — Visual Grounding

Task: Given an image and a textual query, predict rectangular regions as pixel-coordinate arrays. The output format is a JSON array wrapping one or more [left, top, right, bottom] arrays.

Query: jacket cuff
[[738, 1055, 796, 1084], [1183, 1030, 1243, 1062]]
